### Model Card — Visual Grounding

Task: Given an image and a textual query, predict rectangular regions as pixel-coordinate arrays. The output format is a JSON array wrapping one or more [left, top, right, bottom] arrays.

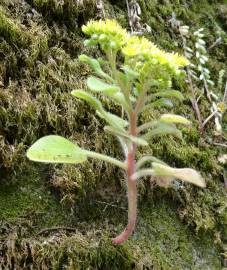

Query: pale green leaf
[[72, 90, 128, 130], [144, 122, 183, 140], [71, 90, 102, 111], [136, 155, 167, 170], [160, 114, 191, 125], [79, 54, 113, 82], [105, 113, 129, 128], [152, 162, 206, 187], [111, 92, 131, 111], [27, 135, 87, 164], [121, 66, 139, 80], [149, 98, 173, 109], [97, 111, 129, 129], [87, 76, 120, 95], [153, 90, 184, 101], [104, 126, 148, 146], [129, 136, 148, 146]]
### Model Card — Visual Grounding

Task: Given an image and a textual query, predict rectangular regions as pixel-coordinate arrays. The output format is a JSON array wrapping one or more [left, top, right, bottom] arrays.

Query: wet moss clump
[[28, 0, 97, 25], [0, 195, 222, 269], [0, 6, 29, 47]]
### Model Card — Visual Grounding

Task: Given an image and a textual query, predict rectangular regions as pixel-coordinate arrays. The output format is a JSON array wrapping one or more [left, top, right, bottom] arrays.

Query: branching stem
[[84, 150, 126, 170], [112, 111, 138, 244]]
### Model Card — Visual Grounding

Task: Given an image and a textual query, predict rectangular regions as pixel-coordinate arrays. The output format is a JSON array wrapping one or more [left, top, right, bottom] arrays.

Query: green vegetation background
[[0, 0, 226, 269]]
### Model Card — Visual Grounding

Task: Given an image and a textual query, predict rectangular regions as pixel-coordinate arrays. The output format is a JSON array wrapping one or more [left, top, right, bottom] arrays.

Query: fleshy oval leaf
[[149, 98, 173, 109], [104, 126, 148, 146], [160, 114, 191, 125], [79, 54, 113, 82], [71, 90, 102, 111], [152, 162, 206, 187], [72, 90, 129, 129], [144, 122, 183, 140], [153, 90, 184, 101], [27, 135, 87, 164], [104, 112, 129, 128], [121, 66, 139, 80], [87, 76, 120, 95], [109, 92, 131, 111]]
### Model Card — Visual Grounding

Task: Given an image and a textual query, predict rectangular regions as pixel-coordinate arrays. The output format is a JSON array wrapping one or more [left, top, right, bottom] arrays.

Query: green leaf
[[153, 90, 184, 101], [152, 163, 206, 187], [96, 111, 128, 130], [27, 135, 87, 164], [86, 77, 131, 111], [160, 114, 191, 125], [128, 136, 148, 146], [83, 150, 126, 170], [121, 66, 139, 80], [105, 113, 129, 128], [87, 76, 120, 95], [104, 126, 148, 146], [79, 54, 114, 82], [144, 122, 182, 140], [71, 90, 102, 111], [149, 98, 173, 109], [72, 90, 129, 130], [109, 92, 131, 111], [136, 155, 167, 170]]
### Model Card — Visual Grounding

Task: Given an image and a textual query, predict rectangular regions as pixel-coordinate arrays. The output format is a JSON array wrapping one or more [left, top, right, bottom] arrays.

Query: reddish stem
[[112, 112, 137, 245]]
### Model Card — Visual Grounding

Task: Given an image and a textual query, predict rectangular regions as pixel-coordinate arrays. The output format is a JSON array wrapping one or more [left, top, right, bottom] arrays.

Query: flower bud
[[109, 41, 117, 49], [91, 34, 98, 40], [99, 34, 106, 41]]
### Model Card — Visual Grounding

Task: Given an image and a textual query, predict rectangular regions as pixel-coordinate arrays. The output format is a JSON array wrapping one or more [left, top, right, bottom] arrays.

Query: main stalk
[[112, 111, 137, 244]]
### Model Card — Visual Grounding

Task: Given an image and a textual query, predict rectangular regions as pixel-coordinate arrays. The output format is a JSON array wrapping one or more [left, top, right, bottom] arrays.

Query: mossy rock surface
[[0, 0, 226, 269], [0, 166, 222, 269]]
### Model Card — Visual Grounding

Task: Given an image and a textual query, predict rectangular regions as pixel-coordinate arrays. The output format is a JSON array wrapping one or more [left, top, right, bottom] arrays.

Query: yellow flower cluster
[[82, 19, 128, 49], [122, 36, 156, 57], [82, 19, 189, 73], [122, 36, 189, 73]]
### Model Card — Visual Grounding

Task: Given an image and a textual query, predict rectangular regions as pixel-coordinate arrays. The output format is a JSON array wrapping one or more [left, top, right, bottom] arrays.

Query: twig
[[37, 226, 77, 236], [208, 37, 222, 51], [131, 31, 145, 36], [213, 142, 227, 148], [202, 110, 218, 128], [94, 200, 126, 211], [223, 81, 227, 103], [179, 29, 204, 133], [223, 170, 227, 190], [97, 0, 105, 18], [196, 94, 202, 103], [186, 69, 204, 133], [126, 0, 133, 32], [203, 78, 212, 103], [126, 0, 150, 34]]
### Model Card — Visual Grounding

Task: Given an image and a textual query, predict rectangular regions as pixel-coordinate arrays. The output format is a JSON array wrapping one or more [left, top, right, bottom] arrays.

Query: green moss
[[0, 5, 50, 80], [217, 4, 227, 29], [0, 198, 221, 269], [28, 0, 97, 24], [0, 6, 29, 47], [0, 165, 66, 227]]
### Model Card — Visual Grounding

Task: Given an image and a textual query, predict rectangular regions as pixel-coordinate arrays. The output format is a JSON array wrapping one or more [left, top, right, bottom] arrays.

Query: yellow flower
[[82, 19, 189, 74], [217, 101, 226, 113], [82, 19, 128, 49], [122, 36, 156, 57], [166, 53, 190, 67], [122, 35, 189, 74]]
